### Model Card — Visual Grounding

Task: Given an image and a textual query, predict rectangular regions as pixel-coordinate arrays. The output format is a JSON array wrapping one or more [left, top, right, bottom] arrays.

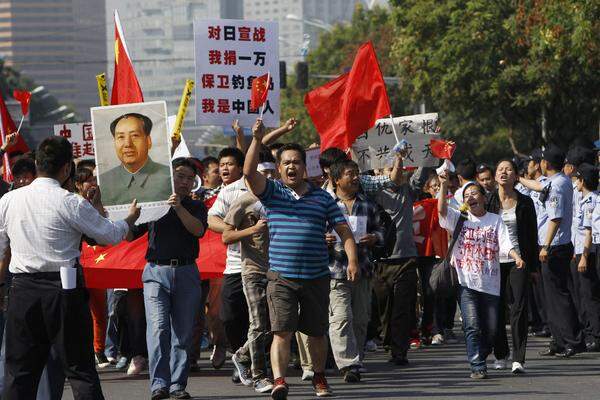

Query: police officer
[[534, 146, 585, 357], [519, 148, 550, 337]]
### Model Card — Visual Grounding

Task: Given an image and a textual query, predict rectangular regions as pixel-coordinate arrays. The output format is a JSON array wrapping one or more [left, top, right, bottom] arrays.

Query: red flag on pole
[[429, 139, 456, 160], [13, 90, 31, 116], [111, 10, 144, 105], [304, 41, 391, 151], [0, 92, 30, 183], [250, 72, 270, 111]]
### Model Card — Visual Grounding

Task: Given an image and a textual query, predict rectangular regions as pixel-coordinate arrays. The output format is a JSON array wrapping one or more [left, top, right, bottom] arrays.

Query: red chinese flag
[[305, 41, 391, 151], [81, 196, 226, 288], [13, 90, 31, 116], [429, 139, 456, 160], [250, 72, 270, 111], [111, 10, 144, 105], [0, 92, 30, 183], [413, 198, 448, 258]]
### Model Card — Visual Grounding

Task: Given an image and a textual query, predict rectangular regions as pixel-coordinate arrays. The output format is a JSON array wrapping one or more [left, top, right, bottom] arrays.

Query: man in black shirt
[[128, 158, 208, 400]]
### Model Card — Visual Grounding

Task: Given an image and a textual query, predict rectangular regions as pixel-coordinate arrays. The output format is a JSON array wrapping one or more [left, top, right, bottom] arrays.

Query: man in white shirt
[[0, 137, 140, 400]]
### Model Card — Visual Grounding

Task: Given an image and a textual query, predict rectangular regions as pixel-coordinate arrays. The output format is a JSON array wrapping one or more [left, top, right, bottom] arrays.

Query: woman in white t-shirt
[[438, 172, 524, 379]]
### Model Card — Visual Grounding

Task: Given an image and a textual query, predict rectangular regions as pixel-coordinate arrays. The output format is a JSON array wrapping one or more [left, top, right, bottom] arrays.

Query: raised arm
[[232, 119, 247, 152], [261, 118, 298, 146], [519, 177, 544, 192], [243, 118, 268, 196], [438, 171, 449, 217]]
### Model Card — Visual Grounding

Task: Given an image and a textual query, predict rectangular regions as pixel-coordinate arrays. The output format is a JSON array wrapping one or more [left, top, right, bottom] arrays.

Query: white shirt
[[499, 206, 520, 263], [0, 178, 129, 274], [440, 207, 513, 296], [208, 178, 247, 274]]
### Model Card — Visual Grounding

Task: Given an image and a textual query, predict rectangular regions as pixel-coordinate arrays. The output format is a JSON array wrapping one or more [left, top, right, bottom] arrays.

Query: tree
[[278, 4, 412, 147], [390, 0, 599, 161]]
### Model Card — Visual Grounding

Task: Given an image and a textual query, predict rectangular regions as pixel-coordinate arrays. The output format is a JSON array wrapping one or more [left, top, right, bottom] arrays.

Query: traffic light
[[279, 61, 286, 89], [296, 61, 308, 89]]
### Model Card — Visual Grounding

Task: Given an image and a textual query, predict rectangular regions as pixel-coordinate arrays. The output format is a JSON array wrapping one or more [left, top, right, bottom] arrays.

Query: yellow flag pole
[[172, 79, 195, 140], [96, 73, 109, 106]]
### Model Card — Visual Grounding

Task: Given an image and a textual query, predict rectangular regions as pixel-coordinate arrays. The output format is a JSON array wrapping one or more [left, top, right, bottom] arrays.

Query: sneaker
[[254, 377, 274, 393], [312, 373, 333, 397], [301, 369, 314, 381], [115, 356, 128, 370], [151, 388, 169, 400], [494, 359, 508, 370], [409, 338, 422, 350], [126, 355, 146, 375], [169, 390, 191, 399], [431, 333, 444, 345], [211, 345, 226, 369], [358, 366, 367, 373], [512, 362, 525, 374], [470, 370, 488, 379], [364, 340, 378, 352], [106, 355, 118, 365], [231, 369, 240, 384], [342, 368, 361, 383], [95, 352, 110, 369], [271, 377, 288, 400], [231, 353, 253, 386]]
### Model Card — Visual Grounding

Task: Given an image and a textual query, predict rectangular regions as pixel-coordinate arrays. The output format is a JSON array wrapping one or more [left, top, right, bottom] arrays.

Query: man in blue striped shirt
[[244, 119, 358, 399]]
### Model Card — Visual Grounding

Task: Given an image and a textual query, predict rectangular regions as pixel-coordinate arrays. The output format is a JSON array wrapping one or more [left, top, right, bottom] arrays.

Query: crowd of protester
[[0, 118, 599, 400]]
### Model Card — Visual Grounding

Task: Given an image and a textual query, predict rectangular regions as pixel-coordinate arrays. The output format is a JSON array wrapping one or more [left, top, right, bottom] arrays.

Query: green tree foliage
[[390, 0, 599, 160]]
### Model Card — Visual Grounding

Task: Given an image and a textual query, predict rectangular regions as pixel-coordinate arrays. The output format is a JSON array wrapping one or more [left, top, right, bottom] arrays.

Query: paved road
[[64, 334, 600, 400]]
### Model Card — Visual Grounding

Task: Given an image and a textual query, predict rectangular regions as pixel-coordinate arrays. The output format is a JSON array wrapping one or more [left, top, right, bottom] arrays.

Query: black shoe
[[189, 360, 201, 373], [231, 368, 241, 384], [556, 347, 578, 358], [151, 388, 169, 400], [586, 341, 600, 352], [389, 355, 409, 366], [530, 329, 551, 338], [342, 368, 361, 383], [170, 390, 191, 399], [539, 348, 556, 357]]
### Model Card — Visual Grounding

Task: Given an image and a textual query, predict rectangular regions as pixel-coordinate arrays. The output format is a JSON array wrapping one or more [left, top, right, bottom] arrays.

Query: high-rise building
[[105, 0, 241, 156], [243, 0, 362, 67], [0, 0, 106, 121]]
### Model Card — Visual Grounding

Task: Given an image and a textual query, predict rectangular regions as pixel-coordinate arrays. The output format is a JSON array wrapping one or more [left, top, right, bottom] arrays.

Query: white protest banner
[[305, 147, 322, 178], [351, 113, 439, 170], [194, 19, 280, 128], [53, 122, 95, 160]]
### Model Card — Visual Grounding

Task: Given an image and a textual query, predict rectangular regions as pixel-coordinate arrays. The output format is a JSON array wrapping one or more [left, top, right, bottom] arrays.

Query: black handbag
[[429, 213, 467, 296]]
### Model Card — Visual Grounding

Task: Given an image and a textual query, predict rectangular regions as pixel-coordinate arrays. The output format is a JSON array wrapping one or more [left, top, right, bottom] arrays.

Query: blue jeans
[[458, 286, 499, 372], [143, 263, 201, 393]]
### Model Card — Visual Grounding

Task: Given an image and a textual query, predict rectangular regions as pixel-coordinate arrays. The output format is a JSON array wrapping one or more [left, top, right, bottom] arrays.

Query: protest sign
[[54, 122, 95, 161], [351, 113, 439, 170], [194, 19, 280, 128], [305, 147, 322, 178]]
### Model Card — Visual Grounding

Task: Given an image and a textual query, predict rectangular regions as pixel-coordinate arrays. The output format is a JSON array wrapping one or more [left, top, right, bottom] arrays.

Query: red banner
[[413, 198, 448, 258], [81, 196, 226, 288]]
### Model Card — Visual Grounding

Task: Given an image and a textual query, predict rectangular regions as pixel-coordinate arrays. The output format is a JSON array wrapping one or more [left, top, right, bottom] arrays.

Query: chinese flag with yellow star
[[250, 72, 270, 111], [111, 10, 144, 105], [80, 195, 227, 288]]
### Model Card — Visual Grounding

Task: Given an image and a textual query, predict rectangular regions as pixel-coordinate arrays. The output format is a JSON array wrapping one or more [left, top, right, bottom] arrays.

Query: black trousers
[[542, 243, 584, 350], [190, 279, 211, 361], [373, 259, 417, 357], [220, 273, 249, 353], [113, 289, 147, 358], [570, 256, 586, 332], [493, 262, 529, 363], [416, 257, 436, 336], [4, 273, 104, 400], [579, 252, 600, 342]]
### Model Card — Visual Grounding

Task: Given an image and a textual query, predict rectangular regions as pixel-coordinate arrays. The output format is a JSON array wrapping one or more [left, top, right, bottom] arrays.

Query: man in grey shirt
[[373, 156, 430, 366]]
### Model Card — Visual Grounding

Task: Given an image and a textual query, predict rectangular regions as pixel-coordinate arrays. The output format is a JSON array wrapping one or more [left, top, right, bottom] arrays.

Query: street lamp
[[285, 14, 333, 32]]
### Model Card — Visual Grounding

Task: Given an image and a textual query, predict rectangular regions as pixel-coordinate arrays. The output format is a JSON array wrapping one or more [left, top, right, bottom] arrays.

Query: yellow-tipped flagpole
[[172, 79, 195, 140], [96, 73, 109, 106]]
